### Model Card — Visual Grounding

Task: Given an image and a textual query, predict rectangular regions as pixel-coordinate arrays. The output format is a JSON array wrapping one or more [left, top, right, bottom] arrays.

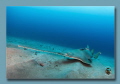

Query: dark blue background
[[7, 6, 114, 57]]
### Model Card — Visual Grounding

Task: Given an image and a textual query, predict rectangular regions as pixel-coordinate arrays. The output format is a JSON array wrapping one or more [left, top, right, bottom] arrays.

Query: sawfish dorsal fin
[[87, 45, 89, 49], [86, 45, 89, 50], [91, 49, 94, 55]]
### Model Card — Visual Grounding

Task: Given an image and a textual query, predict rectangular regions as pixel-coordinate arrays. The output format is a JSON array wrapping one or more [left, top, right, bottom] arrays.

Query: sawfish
[[18, 45, 101, 65]]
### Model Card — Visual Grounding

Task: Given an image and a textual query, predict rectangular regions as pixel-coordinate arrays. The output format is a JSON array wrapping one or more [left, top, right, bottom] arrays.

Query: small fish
[[105, 68, 111, 75], [24, 48, 27, 50], [35, 52, 37, 55]]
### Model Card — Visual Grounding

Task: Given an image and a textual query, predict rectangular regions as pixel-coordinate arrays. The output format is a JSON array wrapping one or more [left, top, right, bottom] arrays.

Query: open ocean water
[[6, 6, 114, 57]]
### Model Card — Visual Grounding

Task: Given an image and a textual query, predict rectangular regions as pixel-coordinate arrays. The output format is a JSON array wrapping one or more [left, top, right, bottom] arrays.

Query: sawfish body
[[64, 49, 93, 64], [18, 45, 101, 65], [63, 45, 101, 64]]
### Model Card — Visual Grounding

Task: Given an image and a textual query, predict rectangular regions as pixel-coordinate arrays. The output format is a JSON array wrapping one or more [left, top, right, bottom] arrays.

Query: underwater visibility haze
[[7, 6, 114, 57], [6, 6, 115, 79]]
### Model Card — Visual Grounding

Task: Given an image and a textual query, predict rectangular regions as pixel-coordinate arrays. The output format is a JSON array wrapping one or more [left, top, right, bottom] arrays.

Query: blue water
[[6, 6, 115, 57]]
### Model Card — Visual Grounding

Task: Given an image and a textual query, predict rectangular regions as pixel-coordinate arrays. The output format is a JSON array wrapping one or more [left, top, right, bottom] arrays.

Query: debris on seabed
[[40, 63, 44, 67]]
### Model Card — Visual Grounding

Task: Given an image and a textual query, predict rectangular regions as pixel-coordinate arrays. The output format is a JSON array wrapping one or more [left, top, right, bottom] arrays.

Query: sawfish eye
[[85, 48, 89, 50], [80, 48, 85, 50]]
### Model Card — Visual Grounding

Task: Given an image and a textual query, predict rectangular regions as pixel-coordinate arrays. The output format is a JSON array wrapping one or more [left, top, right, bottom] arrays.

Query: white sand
[[6, 36, 115, 79]]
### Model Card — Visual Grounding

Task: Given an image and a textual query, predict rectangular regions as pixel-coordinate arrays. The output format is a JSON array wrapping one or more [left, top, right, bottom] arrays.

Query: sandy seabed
[[6, 36, 115, 79]]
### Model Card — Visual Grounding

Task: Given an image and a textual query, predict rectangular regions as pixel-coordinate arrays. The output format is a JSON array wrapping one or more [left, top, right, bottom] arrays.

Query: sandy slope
[[6, 47, 115, 79], [6, 36, 115, 79]]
